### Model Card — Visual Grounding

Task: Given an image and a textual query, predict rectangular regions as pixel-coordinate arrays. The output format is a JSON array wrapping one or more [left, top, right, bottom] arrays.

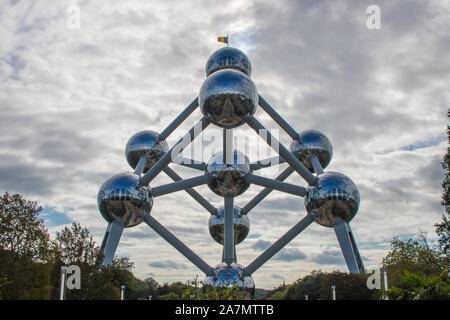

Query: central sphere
[[205, 150, 251, 197], [125, 130, 169, 173], [205, 47, 252, 77], [97, 172, 152, 228], [209, 206, 250, 245], [199, 69, 258, 129], [304, 171, 360, 227], [204, 263, 255, 298]]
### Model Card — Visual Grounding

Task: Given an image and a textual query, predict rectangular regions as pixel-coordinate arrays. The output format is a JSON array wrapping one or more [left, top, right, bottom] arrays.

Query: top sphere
[[125, 130, 169, 173], [304, 171, 360, 227], [289, 130, 333, 173], [97, 172, 153, 228], [199, 69, 258, 129], [205, 47, 252, 77]]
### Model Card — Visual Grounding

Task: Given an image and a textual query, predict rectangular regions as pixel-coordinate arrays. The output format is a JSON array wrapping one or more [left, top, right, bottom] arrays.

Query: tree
[[318, 271, 373, 300], [0, 192, 54, 299], [283, 270, 325, 300], [383, 233, 447, 290], [384, 268, 450, 300], [435, 109, 450, 257]]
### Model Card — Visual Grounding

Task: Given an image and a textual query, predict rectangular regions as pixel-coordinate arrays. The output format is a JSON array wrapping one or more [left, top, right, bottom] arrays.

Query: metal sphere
[[289, 129, 333, 173], [125, 130, 169, 173], [205, 47, 252, 77], [199, 69, 258, 129], [304, 171, 360, 227], [205, 150, 252, 197], [97, 172, 152, 228], [204, 263, 255, 298], [209, 206, 250, 245]]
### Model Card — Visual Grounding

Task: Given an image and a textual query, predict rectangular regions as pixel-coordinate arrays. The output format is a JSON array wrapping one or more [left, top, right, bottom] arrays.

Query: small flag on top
[[218, 36, 228, 44]]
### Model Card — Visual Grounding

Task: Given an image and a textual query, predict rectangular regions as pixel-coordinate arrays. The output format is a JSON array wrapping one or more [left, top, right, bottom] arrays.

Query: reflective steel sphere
[[304, 171, 360, 227], [209, 206, 250, 245], [205, 150, 252, 197], [204, 263, 255, 298], [125, 130, 169, 173], [199, 69, 258, 129], [205, 47, 252, 77], [97, 172, 152, 228], [289, 129, 333, 173]]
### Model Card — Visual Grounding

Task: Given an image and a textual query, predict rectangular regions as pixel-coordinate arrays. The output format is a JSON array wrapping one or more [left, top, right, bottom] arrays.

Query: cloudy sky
[[1, 0, 449, 289]]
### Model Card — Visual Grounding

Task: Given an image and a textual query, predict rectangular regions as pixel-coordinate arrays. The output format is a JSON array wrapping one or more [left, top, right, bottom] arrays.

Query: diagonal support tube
[[250, 156, 286, 170], [333, 217, 365, 273], [258, 95, 300, 140], [244, 215, 314, 276], [241, 167, 294, 215], [246, 173, 307, 197], [144, 214, 214, 276], [223, 196, 235, 265], [247, 116, 318, 186], [151, 174, 209, 197], [100, 218, 124, 266], [172, 157, 207, 171], [140, 117, 210, 186], [310, 154, 324, 175], [159, 97, 199, 141], [163, 167, 217, 215], [134, 156, 148, 176]]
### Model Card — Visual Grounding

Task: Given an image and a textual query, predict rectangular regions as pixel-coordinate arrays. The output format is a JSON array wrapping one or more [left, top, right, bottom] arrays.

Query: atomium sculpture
[[97, 46, 365, 298]]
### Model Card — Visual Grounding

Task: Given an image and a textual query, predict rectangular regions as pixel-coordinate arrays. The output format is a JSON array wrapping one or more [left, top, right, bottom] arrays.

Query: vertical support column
[[223, 128, 233, 164], [100, 219, 124, 266], [223, 196, 235, 265], [333, 217, 365, 273]]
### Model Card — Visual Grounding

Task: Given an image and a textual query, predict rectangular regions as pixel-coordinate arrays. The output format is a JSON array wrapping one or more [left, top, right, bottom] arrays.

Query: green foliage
[[435, 110, 450, 258], [382, 233, 447, 290], [0, 192, 54, 299], [159, 292, 181, 300], [283, 270, 325, 300], [384, 268, 450, 300], [181, 276, 248, 300], [266, 285, 290, 300], [319, 271, 373, 300]]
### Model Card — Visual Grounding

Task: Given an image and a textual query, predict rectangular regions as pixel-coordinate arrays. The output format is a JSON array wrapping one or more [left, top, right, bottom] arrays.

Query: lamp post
[[59, 266, 68, 300], [120, 285, 125, 300]]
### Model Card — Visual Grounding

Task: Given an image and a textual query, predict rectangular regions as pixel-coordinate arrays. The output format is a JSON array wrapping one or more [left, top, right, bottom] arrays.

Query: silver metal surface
[[199, 69, 258, 128], [97, 172, 152, 227], [204, 263, 255, 297], [247, 116, 318, 186], [205, 47, 252, 77], [244, 215, 314, 276], [333, 217, 365, 273], [100, 219, 124, 266], [289, 129, 333, 173], [139, 117, 210, 186], [209, 206, 250, 245], [125, 130, 169, 173], [144, 214, 214, 276], [305, 171, 360, 227], [205, 150, 252, 196]]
